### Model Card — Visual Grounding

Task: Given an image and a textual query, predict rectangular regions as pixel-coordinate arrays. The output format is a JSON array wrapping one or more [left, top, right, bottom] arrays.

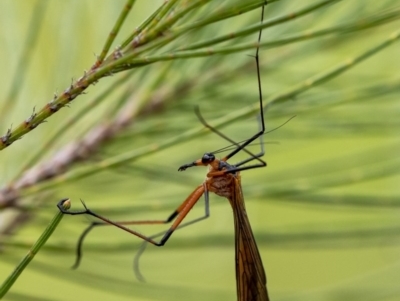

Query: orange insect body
[[205, 158, 269, 301], [206, 161, 235, 198]]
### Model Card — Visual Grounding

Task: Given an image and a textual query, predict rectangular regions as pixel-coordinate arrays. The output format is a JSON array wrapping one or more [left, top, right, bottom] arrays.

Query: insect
[[58, 3, 270, 301]]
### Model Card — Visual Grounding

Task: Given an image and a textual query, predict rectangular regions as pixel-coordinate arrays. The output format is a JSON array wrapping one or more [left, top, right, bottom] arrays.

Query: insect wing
[[230, 177, 269, 301]]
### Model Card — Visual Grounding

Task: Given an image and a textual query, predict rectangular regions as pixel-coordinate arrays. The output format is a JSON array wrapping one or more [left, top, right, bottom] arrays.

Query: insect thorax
[[206, 160, 238, 199]]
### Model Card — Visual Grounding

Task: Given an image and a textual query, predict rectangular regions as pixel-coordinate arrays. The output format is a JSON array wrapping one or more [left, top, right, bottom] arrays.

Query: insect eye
[[201, 152, 215, 164]]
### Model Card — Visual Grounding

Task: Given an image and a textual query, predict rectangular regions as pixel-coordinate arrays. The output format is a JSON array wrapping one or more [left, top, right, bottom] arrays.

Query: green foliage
[[0, 0, 399, 300]]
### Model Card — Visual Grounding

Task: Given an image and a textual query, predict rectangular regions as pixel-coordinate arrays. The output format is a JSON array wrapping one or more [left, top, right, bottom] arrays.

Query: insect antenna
[[210, 115, 296, 155]]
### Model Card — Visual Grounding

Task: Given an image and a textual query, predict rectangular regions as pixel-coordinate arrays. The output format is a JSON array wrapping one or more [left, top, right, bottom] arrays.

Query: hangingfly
[[58, 2, 270, 300]]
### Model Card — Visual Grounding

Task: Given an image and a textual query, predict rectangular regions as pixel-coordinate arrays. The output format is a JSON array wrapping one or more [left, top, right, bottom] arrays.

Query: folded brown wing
[[229, 177, 269, 301]]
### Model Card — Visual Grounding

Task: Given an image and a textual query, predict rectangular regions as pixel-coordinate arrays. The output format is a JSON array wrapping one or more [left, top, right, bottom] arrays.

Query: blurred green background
[[0, 1, 399, 300]]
